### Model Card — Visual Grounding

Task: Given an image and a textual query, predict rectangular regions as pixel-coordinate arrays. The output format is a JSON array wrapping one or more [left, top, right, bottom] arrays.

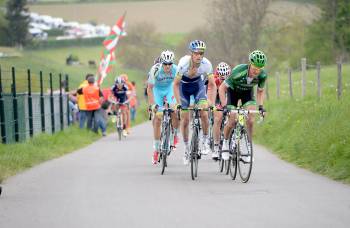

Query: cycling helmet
[[115, 76, 125, 85], [249, 50, 267, 68], [216, 62, 231, 79], [188, 40, 206, 52], [160, 50, 175, 64]]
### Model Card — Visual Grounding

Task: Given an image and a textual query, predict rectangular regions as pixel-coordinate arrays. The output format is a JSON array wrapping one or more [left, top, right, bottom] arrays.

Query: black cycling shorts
[[227, 88, 256, 107]]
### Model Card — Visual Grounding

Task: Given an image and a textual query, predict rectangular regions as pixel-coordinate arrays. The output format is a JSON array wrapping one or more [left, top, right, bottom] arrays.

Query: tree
[[306, 0, 350, 62], [207, 0, 271, 65], [5, 0, 30, 47]]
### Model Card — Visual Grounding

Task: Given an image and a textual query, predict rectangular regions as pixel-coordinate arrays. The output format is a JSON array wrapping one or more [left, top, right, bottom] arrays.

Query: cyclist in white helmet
[[147, 50, 179, 165], [209, 62, 231, 160], [173, 40, 217, 165]]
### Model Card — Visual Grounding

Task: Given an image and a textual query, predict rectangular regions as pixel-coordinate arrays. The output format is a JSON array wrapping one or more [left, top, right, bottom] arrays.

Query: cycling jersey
[[176, 55, 213, 108], [111, 84, 128, 104], [224, 64, 267, 91], [148, 63, 177, 107], [224, 64, 267, 107]]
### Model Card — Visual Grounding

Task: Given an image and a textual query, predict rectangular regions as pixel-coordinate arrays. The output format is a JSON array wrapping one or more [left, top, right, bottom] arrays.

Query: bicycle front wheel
[[160, 123, 170, 175], [238, 129, 253, 183], [190, 128, 199, 180]]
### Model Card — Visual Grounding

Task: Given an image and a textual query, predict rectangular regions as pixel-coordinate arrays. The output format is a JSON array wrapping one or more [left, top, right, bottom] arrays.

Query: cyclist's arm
[[147, 83, 155, 105], [257, 73, 267, 106], [219, 83, 228, 107], [206, 74, 216, 106], [257, 87, 264, 106], [173, 76, 181, 105]]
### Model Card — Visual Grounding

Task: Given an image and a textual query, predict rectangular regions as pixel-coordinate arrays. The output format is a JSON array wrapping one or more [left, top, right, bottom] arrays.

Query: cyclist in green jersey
[[218, 50, 267, 160]]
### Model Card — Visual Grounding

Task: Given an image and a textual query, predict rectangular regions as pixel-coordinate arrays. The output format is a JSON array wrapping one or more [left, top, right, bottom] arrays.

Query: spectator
[[77, 75, 105, 135], [130, 81, 138, 122], [77, 74, 90, 129]]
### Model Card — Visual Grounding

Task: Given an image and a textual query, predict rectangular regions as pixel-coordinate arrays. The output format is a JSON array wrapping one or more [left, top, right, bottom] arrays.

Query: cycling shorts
[[153, 87, 176, 110], [180, 76, 207, 108], [227, 88, 256, 107]]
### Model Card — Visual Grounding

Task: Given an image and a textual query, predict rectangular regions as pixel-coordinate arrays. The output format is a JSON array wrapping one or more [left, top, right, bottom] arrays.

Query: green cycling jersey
[[224, 64, 267, 91]]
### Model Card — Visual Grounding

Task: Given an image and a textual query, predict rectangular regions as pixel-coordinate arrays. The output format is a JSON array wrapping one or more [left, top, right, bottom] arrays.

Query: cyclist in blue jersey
[[147, 50, 179, 165], [173, 40, 217, 165]]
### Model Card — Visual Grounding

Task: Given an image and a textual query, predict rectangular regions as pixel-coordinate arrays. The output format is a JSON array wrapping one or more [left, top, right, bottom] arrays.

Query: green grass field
[[255, 63, 350, 183], [0, 126, 100, 183]]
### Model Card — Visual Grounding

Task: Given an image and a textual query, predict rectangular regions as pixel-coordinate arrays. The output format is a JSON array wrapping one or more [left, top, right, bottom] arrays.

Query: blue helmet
[[188, 40, 206, 52]]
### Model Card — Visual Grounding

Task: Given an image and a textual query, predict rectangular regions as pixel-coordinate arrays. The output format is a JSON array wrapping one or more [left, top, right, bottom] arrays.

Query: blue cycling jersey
[[148, 63, 177, 107]]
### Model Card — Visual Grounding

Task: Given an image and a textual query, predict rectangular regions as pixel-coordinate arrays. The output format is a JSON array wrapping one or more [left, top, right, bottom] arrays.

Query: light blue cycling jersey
[[148, 63, 177, 107]]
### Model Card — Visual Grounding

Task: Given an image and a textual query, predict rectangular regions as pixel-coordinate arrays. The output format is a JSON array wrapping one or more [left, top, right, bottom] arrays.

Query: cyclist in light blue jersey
[[173, 40, 217, 165], [147, 50, 179, 165]]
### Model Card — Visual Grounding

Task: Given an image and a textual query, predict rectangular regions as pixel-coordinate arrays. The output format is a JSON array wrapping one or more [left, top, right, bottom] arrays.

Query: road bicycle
[[178, 105, 209, 180], [223, 107, 263, 182], [110, 100, 128, 141]]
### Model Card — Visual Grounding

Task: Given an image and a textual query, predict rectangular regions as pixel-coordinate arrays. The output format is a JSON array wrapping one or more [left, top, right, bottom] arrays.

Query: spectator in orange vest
[[77, 75, 105, 135], [77, 74, 90, 128]]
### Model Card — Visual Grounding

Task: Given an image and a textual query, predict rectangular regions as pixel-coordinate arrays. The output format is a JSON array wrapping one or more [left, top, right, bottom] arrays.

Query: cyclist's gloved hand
[[222, 105, 228, 114], [258, 105, 266, 116], [215, 104, 223, 111], [176, 104, 182, 110]]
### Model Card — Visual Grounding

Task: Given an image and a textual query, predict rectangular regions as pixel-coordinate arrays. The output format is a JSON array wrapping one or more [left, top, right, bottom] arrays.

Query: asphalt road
[[1, 122, 350, 228]]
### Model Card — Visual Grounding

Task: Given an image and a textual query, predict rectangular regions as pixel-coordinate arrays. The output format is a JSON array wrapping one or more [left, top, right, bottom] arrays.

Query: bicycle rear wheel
[[238, 129, 253, 183], [190, 127, 199, 180]]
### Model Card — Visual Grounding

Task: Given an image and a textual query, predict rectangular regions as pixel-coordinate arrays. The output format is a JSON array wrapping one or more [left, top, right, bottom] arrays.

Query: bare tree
[[208, 0, 271, 65]]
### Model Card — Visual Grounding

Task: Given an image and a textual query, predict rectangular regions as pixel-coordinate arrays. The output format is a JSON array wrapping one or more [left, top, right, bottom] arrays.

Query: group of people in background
[[68, 73, 139, 136]]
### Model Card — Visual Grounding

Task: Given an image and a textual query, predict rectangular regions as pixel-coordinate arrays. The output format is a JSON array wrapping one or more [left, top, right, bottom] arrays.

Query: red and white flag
[[97, 12, 127, 86]]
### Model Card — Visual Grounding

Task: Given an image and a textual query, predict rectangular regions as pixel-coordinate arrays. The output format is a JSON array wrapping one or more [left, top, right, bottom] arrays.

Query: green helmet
[[249, 50, 267, 68]]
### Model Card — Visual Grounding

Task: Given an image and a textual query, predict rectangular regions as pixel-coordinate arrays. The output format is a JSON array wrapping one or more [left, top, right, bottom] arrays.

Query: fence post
[[276, 72, 280, 99], [27, 69, 34, 138], [0, 66, 7, 143], [301, 58, 306, 98], [288, 68, 293, 98], [49, 73, 55, 133], [265, 79, 269, 100], [12, 67, 19, 142], [65, 74, 70, 126], [40, 71, 45, 133], [337, 60, 342, 100], [316, 61, 321, 100], [59, 74, 64, 131]]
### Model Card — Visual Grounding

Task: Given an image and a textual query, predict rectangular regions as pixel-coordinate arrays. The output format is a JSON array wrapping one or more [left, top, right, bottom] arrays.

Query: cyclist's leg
[[166, 89, 179, 146], [195, 80, 211, 154], [242, 90, 257, 142], [120, 105, 128, 130], [223, 88, 239, 140], [213, 110, 223, 144], [152, 89, 165, 155], [180, 82, 191, 151], [196, 81, 209, 135]]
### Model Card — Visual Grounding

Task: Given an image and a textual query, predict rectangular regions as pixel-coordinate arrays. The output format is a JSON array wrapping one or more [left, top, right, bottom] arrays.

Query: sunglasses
[[163, 62, 173, 66]]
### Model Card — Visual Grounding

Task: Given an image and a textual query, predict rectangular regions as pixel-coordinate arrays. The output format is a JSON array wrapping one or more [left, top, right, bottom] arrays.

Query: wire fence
[[265, 58, 349, 101], [0, 66, 71, 144]]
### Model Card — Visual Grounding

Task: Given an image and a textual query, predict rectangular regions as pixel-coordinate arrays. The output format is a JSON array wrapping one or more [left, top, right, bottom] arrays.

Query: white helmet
[[114, 76, 125, 85], [216, 62, 231, 79], [160, 50, 175, 64]]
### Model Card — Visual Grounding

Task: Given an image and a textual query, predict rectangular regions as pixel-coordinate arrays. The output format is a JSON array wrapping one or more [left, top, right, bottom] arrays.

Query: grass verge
[[255, 64, 350, 183], [0, 126, 100, 183]]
